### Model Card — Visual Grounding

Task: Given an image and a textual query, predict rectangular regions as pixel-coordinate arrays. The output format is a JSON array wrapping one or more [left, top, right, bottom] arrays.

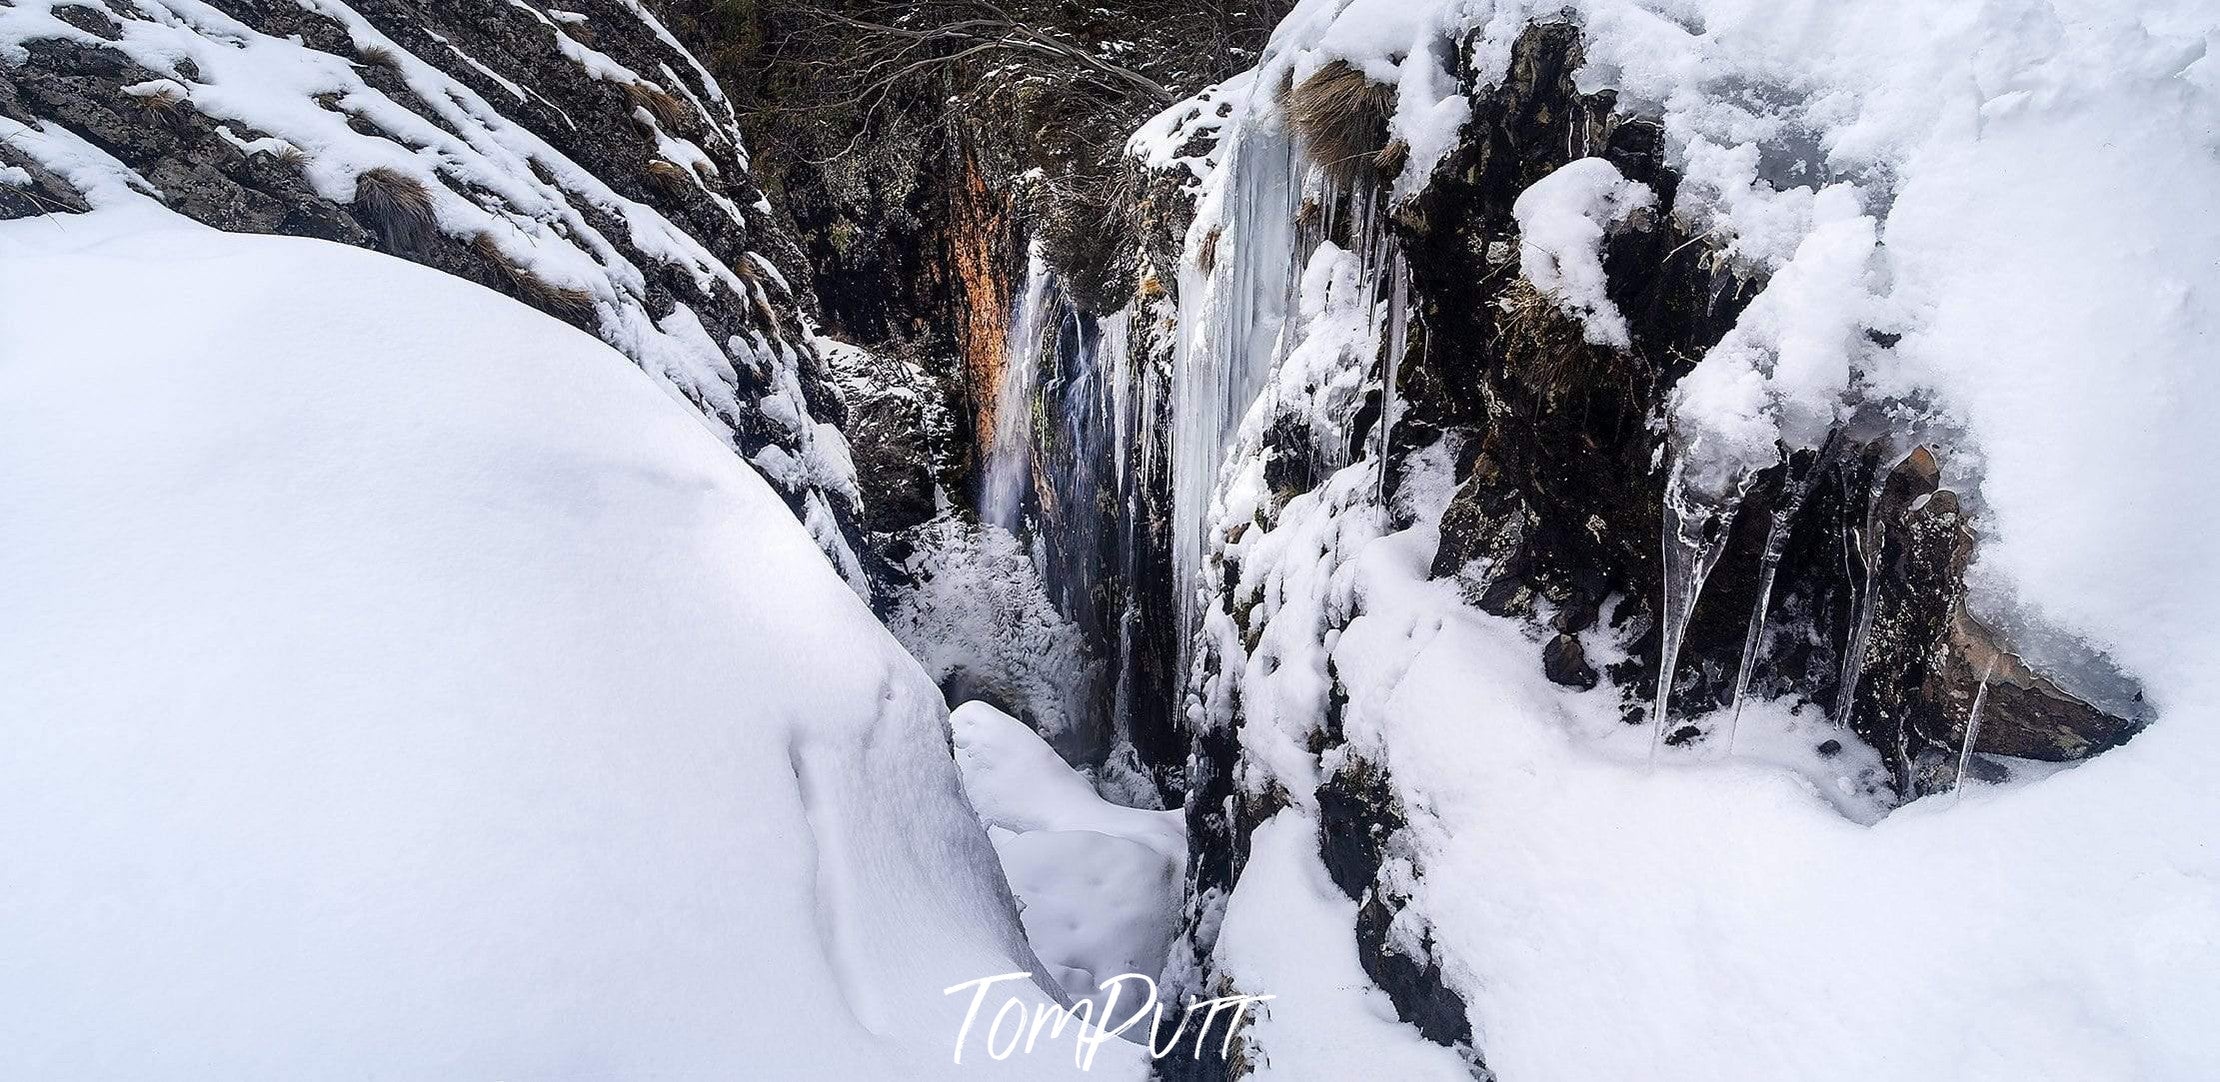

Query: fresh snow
[[0, 0, 863, 579], [952, 702, 1186, 1016], [1509, 157, 1656, 349], [0, 212, 1135, 1079]]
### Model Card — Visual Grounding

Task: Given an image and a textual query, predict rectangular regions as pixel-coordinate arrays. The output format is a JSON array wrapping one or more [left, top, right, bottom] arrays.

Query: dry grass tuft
[[731, 256, 782, 328], [273, 142, 310, 167], [471, 233, 597, 323], [1285, 61, 1395, 182], [131, 83, 187, 118], [1375, 138, 1410, 177], [357, 42, 400, 69], [1494, 277, 1649, 408], [1137, 275, 1165, 301], [351, 166, 437, 249], [644, 158, 692, 194], [626, 81, 687, 130]]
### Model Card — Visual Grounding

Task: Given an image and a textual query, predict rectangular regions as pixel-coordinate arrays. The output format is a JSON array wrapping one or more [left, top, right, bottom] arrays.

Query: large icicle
[[1650, 454, 1747, 764], [1834, 451, 1895, 727], [1718, 444, 1830, 753], [1374, 253, 1410, 504], [1170, 118, 1303, 672]]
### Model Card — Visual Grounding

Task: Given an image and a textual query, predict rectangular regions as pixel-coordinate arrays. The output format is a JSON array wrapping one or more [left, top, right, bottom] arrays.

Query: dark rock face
[[1356, 892, 1475, 1049], [1, 0, 866, 569]]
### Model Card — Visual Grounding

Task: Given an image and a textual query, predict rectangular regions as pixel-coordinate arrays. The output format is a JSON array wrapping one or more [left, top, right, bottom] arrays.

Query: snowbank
[[0, 212, 1125, 1079], [951, 702, 1185, 1014]]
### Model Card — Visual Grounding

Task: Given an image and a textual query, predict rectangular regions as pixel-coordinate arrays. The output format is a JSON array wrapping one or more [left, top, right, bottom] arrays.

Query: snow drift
[[0, 212, 1121, 1079]]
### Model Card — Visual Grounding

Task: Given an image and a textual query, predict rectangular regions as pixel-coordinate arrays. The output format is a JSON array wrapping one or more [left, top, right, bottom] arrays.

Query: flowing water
[[980, 252, 1057, 532]]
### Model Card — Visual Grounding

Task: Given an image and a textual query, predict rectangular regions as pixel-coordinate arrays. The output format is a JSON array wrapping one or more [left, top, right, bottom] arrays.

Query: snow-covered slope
[[0, 211, 1125, 1078], [0, 0, 869, 588]]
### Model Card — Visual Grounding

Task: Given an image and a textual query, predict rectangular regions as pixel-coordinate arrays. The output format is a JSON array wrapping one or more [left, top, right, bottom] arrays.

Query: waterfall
[[981, 251, 1056, 532]]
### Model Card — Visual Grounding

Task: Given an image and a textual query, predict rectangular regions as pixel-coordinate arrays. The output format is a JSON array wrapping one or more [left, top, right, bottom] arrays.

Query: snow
[[1333, 513, 2220, 1081], [952, 702, 1186, 1015], [1212, 814, 1474, 1081], [1510, 157, 1656, 349], [0, 213, 1129, 1079]]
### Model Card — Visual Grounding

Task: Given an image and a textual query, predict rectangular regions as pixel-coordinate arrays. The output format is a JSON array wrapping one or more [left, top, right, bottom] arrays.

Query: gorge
[[3, 0, 2216, 1078]]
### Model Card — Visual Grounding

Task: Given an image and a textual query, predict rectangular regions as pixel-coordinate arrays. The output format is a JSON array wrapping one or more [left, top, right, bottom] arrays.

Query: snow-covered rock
[[1127, 0, 2220, 1076], [0, 0, 869, 586]]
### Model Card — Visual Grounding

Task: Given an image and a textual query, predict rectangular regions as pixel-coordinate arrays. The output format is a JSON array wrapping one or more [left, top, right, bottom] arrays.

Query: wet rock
[[1543, 634, 1599, 689], [1936, 610, 2143, 761]]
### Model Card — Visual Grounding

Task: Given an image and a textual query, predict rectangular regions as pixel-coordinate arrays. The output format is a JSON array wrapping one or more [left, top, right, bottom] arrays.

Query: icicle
[[1170, 120, 1305, 675], [1649, 458, 1748, 766], [1951, 659, 1998, 801], [1834, 451, 1896, 727], [1374, 255, 1409, 506], [981, 252, 1057, 532], [1717, 445, 1830, 754]]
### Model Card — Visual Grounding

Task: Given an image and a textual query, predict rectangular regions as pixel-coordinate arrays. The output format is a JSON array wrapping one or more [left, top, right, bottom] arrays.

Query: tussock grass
[[732, 256, 783, 327], [470, 233, 598, 323], [625, 82, 687, 130], [351, 166, 437, 249], [1375, 138, 1410, 178], [1285, 61, 1395, 182], [644, 158, 692, 194], [1495, 277, 1650, 409], [129, 83, 188, 119]]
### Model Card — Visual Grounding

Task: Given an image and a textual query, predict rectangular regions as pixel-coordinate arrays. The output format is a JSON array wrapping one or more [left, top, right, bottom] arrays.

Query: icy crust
[[951, 702, 1186, 1015], [0, 215, 1136, 1079], [0, 0, 866, 585]]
